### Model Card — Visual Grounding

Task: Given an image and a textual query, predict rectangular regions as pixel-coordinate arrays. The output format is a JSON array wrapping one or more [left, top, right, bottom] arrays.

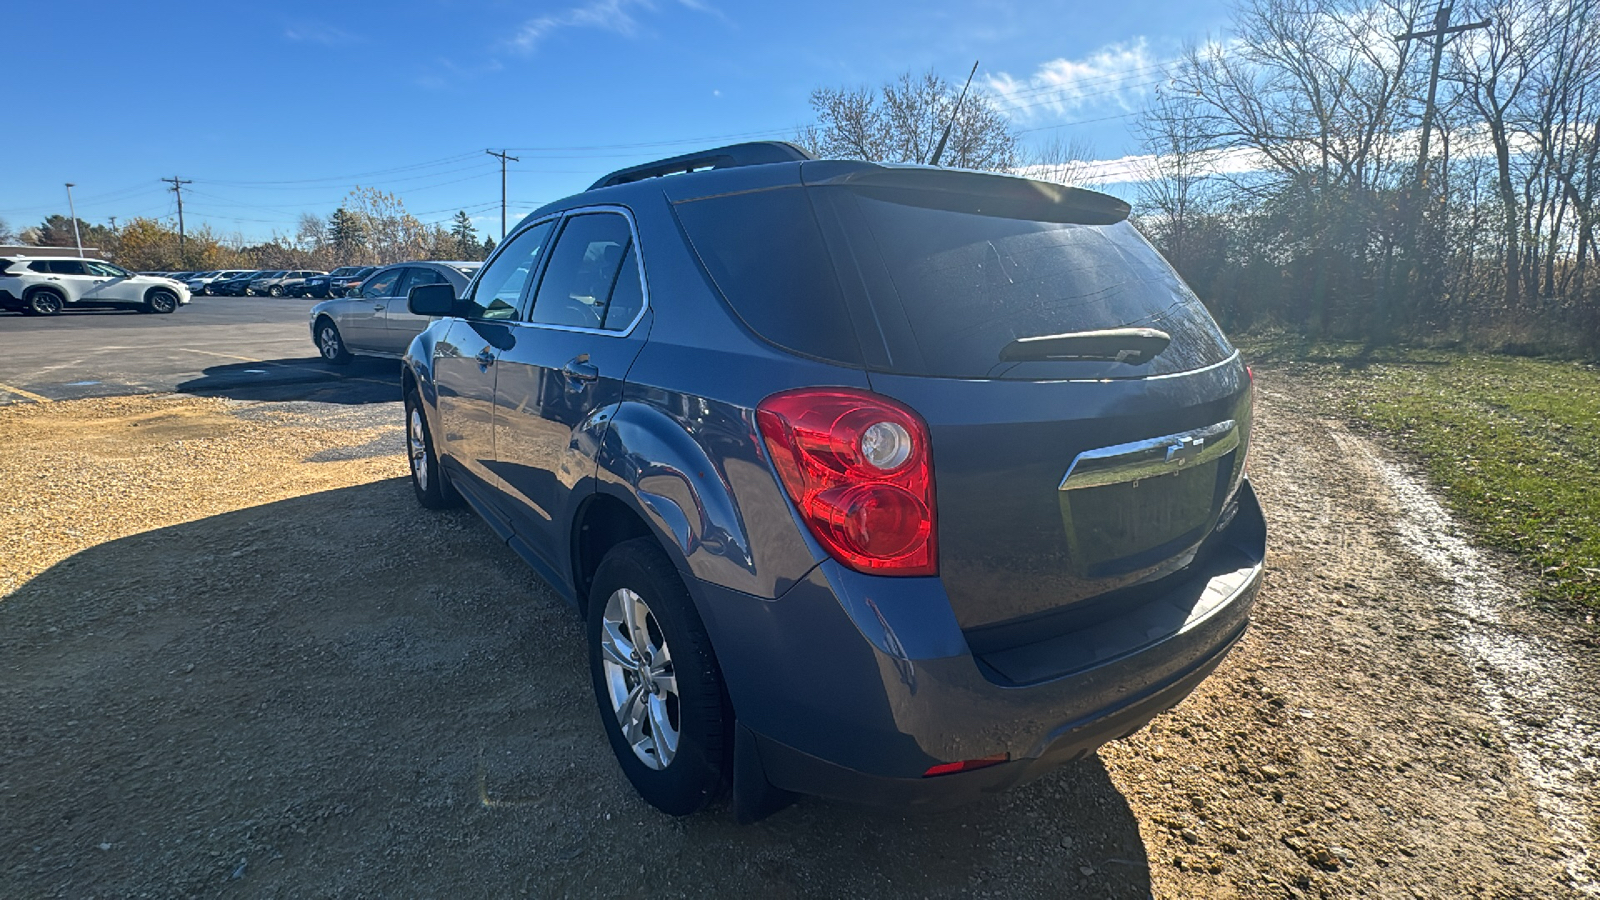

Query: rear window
[[834, 195, 1232, 377], [673, 181, 1232, 377]]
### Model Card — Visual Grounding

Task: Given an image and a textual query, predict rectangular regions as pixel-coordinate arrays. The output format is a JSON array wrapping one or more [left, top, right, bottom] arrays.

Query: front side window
[[360, 268, 403, 299], [86, 261, 128, 277], [528, 212, 634, 330], [464, 220, 555, 320]]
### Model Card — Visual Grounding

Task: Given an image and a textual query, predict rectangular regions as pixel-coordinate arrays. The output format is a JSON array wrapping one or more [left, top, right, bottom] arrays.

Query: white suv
[[0, 257, 191, 316]]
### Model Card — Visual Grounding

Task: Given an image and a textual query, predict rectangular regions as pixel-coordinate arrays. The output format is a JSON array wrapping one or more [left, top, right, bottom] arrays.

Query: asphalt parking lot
[[0, 297, 397, 405]]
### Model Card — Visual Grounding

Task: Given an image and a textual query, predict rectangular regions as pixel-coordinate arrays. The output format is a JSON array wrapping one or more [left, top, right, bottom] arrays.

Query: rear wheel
[[27, 289, 64, 316], [145, 289, 179, 314], [315, 318, 351, 365], [588, 538, 730, 816], [268, 285, 284, 297]]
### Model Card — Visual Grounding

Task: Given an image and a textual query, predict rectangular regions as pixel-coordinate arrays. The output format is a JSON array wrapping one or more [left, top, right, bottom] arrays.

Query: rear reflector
[[922, 753, 1010, 778]]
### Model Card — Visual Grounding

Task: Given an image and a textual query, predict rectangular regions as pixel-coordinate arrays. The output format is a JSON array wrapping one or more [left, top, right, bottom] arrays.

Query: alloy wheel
[[599, 588, 680, 770], [408, 406, 430, 493], [318, 326, 341, 360]]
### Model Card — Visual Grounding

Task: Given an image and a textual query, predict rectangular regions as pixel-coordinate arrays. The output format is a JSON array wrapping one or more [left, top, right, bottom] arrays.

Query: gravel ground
[[1, 375, 1595, 898]]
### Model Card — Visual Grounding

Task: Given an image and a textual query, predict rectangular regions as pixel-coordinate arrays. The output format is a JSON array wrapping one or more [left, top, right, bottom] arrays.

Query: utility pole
[[64, 183, 84, 258], [486, 149, 520, 239], [1396, 3, 1491, 190], [161, 177, 193, 265]]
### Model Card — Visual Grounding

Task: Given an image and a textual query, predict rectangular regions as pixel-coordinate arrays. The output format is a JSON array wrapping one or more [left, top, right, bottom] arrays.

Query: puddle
[[1336, 432, 1600, 895]]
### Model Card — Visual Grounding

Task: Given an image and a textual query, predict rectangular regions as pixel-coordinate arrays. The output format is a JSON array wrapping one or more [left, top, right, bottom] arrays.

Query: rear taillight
[[756, 388, 937, 576]]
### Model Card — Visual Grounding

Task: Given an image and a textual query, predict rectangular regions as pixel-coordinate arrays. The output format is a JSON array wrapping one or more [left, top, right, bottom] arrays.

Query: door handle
[[475, 348, 497, 368], [374, 304, 385, 311], [562, 355, 599, 382]]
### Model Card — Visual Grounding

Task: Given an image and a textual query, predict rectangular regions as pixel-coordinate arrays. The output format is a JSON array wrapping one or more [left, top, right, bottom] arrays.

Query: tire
[[268, 285, 284, 297], [315, 318, 352, 365], [145, 289, 179, 314], [26, 289, 64, 316], [588, 537, 730, 817], [404, 389, 458, 509]]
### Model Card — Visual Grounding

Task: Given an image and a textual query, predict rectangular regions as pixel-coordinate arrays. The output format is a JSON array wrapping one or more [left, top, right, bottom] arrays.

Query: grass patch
[[1240, 334, 1600, 618]]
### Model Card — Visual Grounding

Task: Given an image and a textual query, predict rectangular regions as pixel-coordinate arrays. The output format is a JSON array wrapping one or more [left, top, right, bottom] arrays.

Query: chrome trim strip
[[1059, 419, 1239, 491]]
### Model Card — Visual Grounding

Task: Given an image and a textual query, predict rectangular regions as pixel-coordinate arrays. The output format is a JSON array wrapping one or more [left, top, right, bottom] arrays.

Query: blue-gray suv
[[401, 142, 1265, 821]]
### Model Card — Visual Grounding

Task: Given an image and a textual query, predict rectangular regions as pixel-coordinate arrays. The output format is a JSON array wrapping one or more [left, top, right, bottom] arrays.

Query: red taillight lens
[[756, 388, 937, 576], [923, 753, 1009, 778]]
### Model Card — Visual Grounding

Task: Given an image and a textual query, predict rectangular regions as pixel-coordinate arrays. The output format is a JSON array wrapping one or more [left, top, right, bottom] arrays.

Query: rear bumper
[[692, 480, 1265, 808]]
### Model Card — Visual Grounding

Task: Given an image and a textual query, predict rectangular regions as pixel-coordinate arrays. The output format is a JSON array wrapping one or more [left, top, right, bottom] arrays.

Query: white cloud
[[284, 22, 361, 47], [1016, 147, 1267, 188], [986, 40, 1161, 120], [505, 0, 716, 55]]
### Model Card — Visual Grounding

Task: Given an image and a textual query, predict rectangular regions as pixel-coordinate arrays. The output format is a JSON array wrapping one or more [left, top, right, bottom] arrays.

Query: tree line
[[1, 187, 496, 273], [802, 0, 1600, 353]]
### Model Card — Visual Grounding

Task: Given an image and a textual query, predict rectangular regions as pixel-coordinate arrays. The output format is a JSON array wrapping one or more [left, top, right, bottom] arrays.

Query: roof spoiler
[[807, 165, 1131, 225], [589, 141, 815, 190]]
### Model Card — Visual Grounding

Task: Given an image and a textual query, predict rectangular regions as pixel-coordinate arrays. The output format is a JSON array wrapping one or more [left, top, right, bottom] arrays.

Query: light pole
[[64, 183, 85, 258]]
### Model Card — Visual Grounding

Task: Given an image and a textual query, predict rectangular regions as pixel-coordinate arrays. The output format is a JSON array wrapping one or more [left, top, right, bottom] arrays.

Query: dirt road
[[1, 372, 1595, 898]]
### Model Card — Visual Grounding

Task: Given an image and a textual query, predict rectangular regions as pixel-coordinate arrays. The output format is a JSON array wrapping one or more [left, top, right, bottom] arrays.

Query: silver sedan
[[309, 261, 481, 363]]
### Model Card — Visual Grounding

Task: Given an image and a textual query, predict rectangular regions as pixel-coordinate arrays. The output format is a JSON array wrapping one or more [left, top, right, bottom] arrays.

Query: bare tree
[[1019, 135, 1099, 187], [1137, 87, 1215, 274], [802, 70, 1019, 171]]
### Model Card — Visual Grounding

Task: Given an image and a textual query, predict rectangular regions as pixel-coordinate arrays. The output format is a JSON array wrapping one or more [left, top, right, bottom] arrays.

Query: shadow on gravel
[[0, 479, 1151, 898], [176, 356, 400, 405]]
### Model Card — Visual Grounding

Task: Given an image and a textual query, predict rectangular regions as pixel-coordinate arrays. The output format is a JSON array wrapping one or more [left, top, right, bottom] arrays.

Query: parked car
[[186, 270, 246, 294], [249, 269, 323, 297], [396, 142, 1265, 821], [324, 265, 378, 298], [0, 256, 190, 315], [309, 262, 480, 361], [208, 271, 263, 297], [299, 266, 365, 298]]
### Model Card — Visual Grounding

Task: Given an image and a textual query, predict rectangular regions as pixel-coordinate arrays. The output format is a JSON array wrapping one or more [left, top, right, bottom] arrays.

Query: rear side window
[[49, 260, 90, 275], [672, 186, 862, 366], [528, 213, 633, 330]]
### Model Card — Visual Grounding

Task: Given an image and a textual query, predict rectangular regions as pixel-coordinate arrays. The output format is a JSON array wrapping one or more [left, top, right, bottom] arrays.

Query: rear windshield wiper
[[999, 327, 1171, 365]]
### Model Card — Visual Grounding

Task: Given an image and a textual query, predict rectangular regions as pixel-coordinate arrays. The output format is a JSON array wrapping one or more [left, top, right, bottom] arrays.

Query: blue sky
[[2, 0, 1233, 243]]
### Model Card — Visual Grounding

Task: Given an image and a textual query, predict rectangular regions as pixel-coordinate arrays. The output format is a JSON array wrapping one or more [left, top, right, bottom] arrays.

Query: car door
[[387, 266, 448, 354], [38, 259, 97, 302], [342, 266, 404, 351], [83, 261, 142, 303], [491, 209, 651, 567], [433, 220, 557, 497]]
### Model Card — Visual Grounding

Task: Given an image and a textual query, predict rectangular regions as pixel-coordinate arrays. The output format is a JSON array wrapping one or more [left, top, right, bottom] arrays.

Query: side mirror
[[409, 282, 459, 317]]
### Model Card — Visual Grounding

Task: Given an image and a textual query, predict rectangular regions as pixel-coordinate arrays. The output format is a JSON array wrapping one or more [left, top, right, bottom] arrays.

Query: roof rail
[[588, 141, 814, 191]]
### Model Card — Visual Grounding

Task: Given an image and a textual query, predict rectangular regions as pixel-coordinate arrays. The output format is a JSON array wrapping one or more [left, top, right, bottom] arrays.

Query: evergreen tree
[[326, 207, 367, 261], [481, 234, 496, 258], [449, 211, 478, 259]]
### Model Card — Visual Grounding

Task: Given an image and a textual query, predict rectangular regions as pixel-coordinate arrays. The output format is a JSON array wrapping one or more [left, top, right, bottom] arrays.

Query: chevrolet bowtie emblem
[[1165, 436, 1205, 464]]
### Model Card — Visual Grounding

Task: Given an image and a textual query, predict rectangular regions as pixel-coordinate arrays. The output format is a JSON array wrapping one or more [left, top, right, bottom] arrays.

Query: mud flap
[[733, 722, 798, 824]]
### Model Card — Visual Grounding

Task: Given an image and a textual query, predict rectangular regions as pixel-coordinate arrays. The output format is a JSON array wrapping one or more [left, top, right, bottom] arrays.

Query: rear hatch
[[671, 162, 1251, 642]]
